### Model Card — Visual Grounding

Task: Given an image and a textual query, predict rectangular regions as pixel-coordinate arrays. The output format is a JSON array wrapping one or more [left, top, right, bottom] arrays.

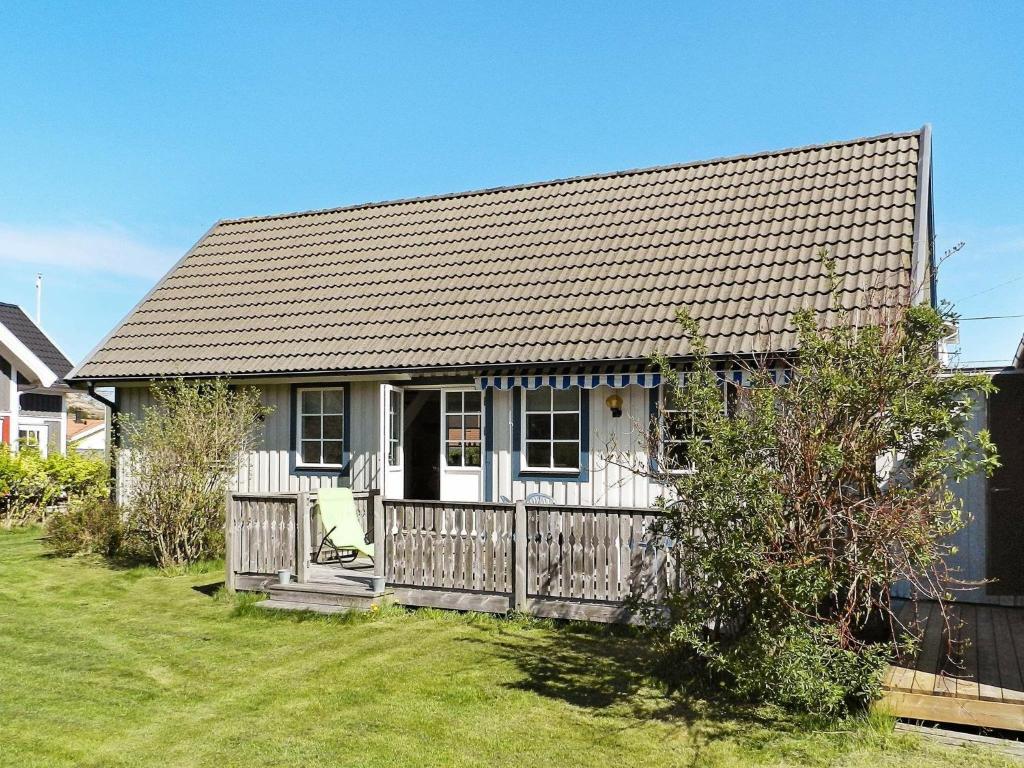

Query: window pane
[[301, 415, 321, 440], [525, 388, 549, 411], [526, 413, 550, 440], [322, 440, 343, 465], [464, 391, 481, 412], [552, 387, 578, 411], [388, 439, 400, 466], [525, 441, 550, 468], [464, 414, 481, 441], [553, 413, 578, 440], [301, 441, 320, 464], [446, 415, 463, 442], [301, 390, 321, 414], [322, 389, 344, 414], [667, 441, 690, 468], [446, 391, 462, 413], [446, 443, 463, 466], [464, 443, 481, 467], [553, 442, 578, 469], [322, 414, 344, 440]]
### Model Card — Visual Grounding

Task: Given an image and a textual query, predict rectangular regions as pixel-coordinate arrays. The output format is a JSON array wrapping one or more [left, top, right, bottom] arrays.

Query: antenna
[[35, 273, 42, 325]]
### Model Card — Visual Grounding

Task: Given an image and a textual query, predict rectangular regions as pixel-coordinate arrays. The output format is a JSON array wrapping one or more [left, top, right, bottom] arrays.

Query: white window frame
[[444, 390, 483, 468], [18, 424, 48, 458], [295, 386, 346, 469], [660, 376, 739, 474], [521, 386, 581, 472], [387, 388, 403, 467]]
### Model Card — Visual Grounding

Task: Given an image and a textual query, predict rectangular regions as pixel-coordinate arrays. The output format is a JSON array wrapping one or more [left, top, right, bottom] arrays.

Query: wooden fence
[[226, 491, 669, 622], [225, 489, 380, 592]]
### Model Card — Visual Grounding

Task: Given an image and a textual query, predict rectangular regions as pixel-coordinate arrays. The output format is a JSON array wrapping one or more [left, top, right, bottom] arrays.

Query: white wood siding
[[115, 382, 381, 498]]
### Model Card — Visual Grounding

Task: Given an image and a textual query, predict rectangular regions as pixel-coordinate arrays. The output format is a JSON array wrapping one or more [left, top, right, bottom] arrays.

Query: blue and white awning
[[475, 371, 664, 391]]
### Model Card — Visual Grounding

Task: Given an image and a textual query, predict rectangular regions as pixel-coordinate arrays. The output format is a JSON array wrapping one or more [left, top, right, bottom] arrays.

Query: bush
[[614, 264, 998, 716], [0, 445, 109, 526], [45, 497, 124, 557], [118, 379, 270, 568]]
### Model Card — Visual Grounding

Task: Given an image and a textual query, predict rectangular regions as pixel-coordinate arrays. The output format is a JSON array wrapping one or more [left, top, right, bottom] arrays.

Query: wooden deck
[[881, 600, 1024, 731]]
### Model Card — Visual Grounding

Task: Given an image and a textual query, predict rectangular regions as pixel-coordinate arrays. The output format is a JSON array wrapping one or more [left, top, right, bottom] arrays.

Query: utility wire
[[950, 272, 1024, 302], [957, 313, 1024, 321]]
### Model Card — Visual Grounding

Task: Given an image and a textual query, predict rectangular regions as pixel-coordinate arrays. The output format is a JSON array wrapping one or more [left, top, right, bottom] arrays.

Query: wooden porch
[[225, 491, 673, 622], [882, 599, 1024, 731]]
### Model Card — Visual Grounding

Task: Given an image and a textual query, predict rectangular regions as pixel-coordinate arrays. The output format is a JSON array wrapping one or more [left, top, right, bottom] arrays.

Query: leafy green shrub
[[45, 497, 124, 557], [0, 445, 109, 526], [614, 260, 998, 716], [118, 379, 270, 568]]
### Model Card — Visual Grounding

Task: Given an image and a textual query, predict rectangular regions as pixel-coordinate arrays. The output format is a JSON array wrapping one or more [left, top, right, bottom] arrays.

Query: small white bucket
[[277, 569, 292, 585]]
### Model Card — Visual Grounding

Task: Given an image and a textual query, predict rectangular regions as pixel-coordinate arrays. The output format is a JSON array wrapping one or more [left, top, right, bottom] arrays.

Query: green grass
[[0, 528, 1016, 768]]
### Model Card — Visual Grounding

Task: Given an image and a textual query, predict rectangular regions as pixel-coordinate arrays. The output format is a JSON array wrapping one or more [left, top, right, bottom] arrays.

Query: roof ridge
[[220, 128, 924, 227]]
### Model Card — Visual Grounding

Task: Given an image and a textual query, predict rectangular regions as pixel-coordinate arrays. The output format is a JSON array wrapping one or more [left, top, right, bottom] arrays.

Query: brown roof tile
[[73, 130, 928, 380]]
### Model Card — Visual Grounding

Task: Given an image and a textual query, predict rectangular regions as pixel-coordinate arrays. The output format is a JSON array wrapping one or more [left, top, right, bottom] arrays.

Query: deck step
[[257, 599, 362, 615], [266, 582, 393, 609]]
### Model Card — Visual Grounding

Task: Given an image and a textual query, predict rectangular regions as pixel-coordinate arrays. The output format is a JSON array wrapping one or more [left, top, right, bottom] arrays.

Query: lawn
[[0, 528, 1015, 768]]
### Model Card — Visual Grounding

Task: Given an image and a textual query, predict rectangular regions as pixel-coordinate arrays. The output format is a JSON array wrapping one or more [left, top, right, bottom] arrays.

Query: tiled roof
[[0, 302, 73, 378], [73, 129, 928, 380]]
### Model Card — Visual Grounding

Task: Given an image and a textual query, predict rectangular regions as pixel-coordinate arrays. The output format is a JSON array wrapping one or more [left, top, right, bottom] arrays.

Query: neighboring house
[[0, 302, 75, 457], [69, 127, 935, 507], [67, 416, 107, 456]]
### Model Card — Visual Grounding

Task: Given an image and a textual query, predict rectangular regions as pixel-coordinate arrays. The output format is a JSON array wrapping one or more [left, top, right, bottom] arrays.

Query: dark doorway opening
[[403, 390, 441, 500], [987, 372, 1024, 594]]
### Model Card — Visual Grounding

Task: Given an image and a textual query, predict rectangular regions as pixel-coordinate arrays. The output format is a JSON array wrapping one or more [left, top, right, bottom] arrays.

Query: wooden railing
[[226, 490, 670, 622], [225, 489, 383, 592]]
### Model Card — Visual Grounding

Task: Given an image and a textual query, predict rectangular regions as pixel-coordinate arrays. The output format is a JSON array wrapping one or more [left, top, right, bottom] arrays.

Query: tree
[[612, 285, 997, 715], [117, 379, 270, 568]]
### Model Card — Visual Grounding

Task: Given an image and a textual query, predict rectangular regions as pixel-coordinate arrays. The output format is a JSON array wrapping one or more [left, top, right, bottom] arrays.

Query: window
[[18, 425, 48, 458], [296, 387, 345, 467], [387, 389, 402, 467], [523, 387, 580, 471], [445, 391, 482, 467], [661, 378, 738, 472]]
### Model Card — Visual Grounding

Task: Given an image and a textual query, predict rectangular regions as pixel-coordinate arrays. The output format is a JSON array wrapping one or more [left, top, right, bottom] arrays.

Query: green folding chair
[[313, 487, 375, 564]]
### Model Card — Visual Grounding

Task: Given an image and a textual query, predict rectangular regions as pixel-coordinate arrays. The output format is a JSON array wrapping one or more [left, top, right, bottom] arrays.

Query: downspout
[[86, 383, 119, 502]]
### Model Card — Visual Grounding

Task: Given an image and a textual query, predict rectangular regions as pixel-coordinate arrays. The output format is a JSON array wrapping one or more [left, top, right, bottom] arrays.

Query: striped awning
[[475, 371, 663, 391]]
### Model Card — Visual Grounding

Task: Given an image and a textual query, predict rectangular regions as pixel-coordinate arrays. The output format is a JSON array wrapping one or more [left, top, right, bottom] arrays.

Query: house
[[0, 301, 75, 457], [939, 334, 1024, 606], [69, 127, 935, 508], [67, 416, 107, 456]]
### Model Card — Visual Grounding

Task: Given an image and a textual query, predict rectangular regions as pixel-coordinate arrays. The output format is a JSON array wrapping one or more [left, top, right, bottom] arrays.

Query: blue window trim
[[512, 386, 589, 482], [289, 383, 351, 476], [483, 388, 494, 501]]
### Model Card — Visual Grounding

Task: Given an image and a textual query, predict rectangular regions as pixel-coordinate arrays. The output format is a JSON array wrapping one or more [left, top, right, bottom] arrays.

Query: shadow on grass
[[457, 619, 825, 760]]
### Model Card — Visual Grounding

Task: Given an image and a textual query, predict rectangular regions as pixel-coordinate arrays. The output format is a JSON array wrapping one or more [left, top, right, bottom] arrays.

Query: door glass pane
[[446, 415, 463, 441], [322, 389, 344, 414], [525, 388, 549, 411], [464, 444, 481, 467], [301, 390, 321, 414], [301, 415, 321, 440], [553, 413, 578, 440], [301, 441, 320, 464], [446, 391, 462, 413], [552, 387, 578, 411], [553, 442, 578, 469], [464, 391, 481, 412], [322, 441, 343, 465], [525, 441, 550, 468], [322, 415, 343, 440], [526, 414, 550, 439], [464, 414, 481, 441], [446, 443, 463, 466]]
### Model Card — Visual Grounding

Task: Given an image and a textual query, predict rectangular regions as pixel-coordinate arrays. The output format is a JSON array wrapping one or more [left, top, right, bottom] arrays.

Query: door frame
[[399, 384, 484, 502]]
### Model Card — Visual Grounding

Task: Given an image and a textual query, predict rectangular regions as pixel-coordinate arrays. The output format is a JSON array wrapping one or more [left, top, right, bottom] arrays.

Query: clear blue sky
[[1, 1, 1021, 367]]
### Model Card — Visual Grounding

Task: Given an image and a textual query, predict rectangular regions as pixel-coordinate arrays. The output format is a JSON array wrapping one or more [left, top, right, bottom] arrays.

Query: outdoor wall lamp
[[605, 392, 623, 418]]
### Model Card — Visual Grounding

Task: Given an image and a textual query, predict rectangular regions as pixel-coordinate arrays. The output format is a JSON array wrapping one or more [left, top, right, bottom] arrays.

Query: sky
[[0, 1, 1022, 367]]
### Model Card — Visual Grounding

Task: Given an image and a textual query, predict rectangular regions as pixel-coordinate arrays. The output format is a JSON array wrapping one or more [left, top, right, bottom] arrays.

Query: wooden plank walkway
[[882, 600, 1024, 731]]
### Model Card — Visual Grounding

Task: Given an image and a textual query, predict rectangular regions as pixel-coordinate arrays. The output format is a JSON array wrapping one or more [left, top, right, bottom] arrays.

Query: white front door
[[440, 389, 484, 502], [380, 383, 404, 499]]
